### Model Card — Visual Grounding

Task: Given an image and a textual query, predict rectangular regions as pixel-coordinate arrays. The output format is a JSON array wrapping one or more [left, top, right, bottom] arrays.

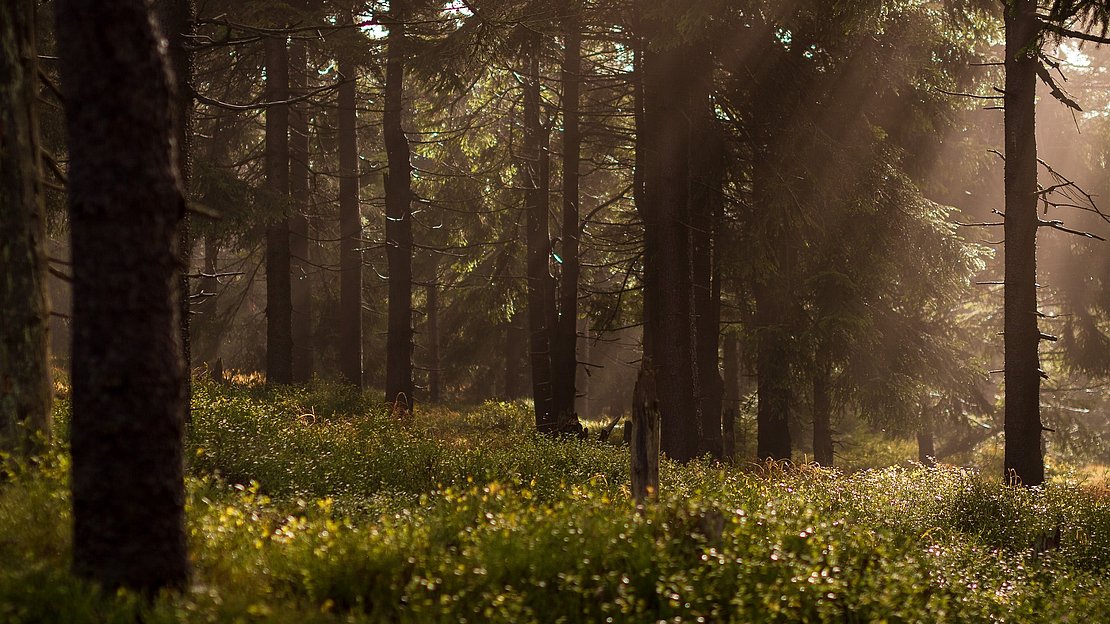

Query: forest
[[2, 0, 1110, 621]]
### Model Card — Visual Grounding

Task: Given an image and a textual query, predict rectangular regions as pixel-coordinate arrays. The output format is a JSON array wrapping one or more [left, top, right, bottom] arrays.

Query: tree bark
[[504, 314, 528, 399], [0, 0, 52, 454], [523, 39, 558, 432], [384, 2, 415, 412], [631, 367, 660, 502], [551, 1, 583, 430], [264, 36, 293, 385], [337, 47, 363, 389], [57, 0, 188, 590], [812, 343, 834, 466], [426, 281, 441, 402], [289, 25, 314, 383], [1003, 0, 1044, 486], [722, 332, 740, 460]]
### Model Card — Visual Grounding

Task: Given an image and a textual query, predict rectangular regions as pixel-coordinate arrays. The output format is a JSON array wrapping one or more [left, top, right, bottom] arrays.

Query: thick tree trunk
[[264, 36, 293, 385], [0, 0, 52, 453], [504, 314, 528, 399], [426, 281, 441, 403], [384, 3, 415, 412], [337, 54, 363, 388], [523, 42, 558, 432], [154, 0, 195, 419], [551, 2, 583, 430], [812, 343, 834, 466], [58, 0, 188, 590], [639, 31, 703, 462], [289, 28, 314, 383], [1003, 0, 1044, 486]]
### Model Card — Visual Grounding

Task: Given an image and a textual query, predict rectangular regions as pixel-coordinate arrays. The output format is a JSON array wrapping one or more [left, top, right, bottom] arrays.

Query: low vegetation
[[2, 379, 1108, 623]]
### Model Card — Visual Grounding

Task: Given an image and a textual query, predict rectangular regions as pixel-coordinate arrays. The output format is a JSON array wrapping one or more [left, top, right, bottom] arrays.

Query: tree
[[384, 0, 416, 412], [337, 10, 364, 389], [57, 0, 189, 590], [265, 34, 294, 385], [0, 0, 52, 454]]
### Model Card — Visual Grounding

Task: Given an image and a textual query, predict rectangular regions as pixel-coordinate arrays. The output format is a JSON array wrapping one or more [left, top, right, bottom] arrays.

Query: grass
[[1, 378, 1109, 622]]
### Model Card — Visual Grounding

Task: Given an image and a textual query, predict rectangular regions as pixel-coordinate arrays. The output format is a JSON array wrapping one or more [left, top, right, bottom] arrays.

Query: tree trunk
[[812, 343, 834, 466], [504, 314, 528, 399], [523, 40, 558, 432], [0, 0, 52, 454], [722, 332, 740, 460], [384, 2, 415, 412], [918, 399, 936, 467], [264, 36, 293, 385], [426, 281, 441, 403], [1003, 0, 1044, 486], [58, 0, 188, 590], [289, 25, 314, 383], [551, 1, 583, 431], [337, 51, 363, 388], [154, 0, 194, 418], [753, 151, 793, 462], [631, 367, 660, 502]]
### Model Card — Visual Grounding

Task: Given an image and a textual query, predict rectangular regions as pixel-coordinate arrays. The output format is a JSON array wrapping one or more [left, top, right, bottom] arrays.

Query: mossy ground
[[2, 378, 1108, 622]]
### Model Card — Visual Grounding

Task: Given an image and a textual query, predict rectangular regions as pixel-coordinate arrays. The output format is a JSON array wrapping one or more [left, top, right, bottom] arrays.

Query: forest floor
[[2, 377, 1109, 622]]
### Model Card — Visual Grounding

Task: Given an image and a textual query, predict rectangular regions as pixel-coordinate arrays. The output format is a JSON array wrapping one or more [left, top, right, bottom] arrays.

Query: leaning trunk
[[383, 2, 415, 412], [1003, 0, 1044, 486], [58, 0, 188, 590], [264, 36, 293, 385], [0, 0, 52, 453]]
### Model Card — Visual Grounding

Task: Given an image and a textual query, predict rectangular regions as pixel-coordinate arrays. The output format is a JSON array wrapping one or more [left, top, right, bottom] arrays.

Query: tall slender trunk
[[722, 332, 740, 460], [289, 27, 314, 383], [0, 0, 52, 453], [918, 399, 936, 467], [523, 40, 558, 432], [505, 314, 528, 399], [264, 36, 293, 385], [812, 342, 833, 466], [337, 50, 363, 388], [1003, 0, 1044, 486], [552, 2, 583, 429], [155, 0, 195, 418], [58, 0, 188, 590], [426, 281, 441, 403], [384, 2, 415, 412]]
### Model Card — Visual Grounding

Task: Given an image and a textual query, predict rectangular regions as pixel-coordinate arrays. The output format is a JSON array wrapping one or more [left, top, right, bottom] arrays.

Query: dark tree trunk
[[264, 36, 293, 385], [918, 399, 936, 467], [691, 115, 725, 458], [638, 25, 711, 461], [384, 3, 415, 412], [753, 151, 793, 462], [337, 52, 363, 388], [154, 0, 195, 420], [0, 0, 52, 453], [523, 41, 558, 432], [289, 27, 314, 383], [57, 0, 188, 590], [426, 281, 441, 403], [812, 343, 834, 466], [1003, 0, 1044, 486], [551, 1, 583, 430], [722, 332, 741, 460], [504, 314, 528, 399]]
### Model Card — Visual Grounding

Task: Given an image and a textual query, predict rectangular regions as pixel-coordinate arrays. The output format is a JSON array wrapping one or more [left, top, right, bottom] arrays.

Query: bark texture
[[289, 27, 314, 383], [0, 0, 52, 453], [264, 36, 293, 385], [337, 52, 363, 388], [384, 2, 415, 412], [1003, 0, 1044, 486], [57, 0, 188, 590]]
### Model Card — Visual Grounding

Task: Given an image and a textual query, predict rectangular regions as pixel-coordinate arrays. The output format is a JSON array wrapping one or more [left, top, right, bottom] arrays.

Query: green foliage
[[2, 380, 1109, 622]]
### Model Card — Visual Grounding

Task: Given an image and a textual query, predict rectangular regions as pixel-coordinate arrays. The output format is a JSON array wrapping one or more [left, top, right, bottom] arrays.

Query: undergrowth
[[1, 378, 1108, 622]]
